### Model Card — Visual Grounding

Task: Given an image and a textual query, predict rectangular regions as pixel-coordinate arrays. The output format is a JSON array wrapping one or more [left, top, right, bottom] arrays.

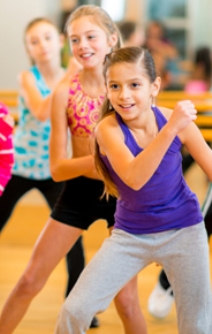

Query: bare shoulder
[[96, 113, 117, 133], [52, 75, 70, 108], [50, 76, 71, 124], [96, 112, 124, 146], [158, 106, 173, 120], [18, 70, 35, 88]]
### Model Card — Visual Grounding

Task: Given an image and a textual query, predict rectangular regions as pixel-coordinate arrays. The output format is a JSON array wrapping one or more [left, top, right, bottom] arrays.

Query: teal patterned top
[[13, 66, 51, 179]]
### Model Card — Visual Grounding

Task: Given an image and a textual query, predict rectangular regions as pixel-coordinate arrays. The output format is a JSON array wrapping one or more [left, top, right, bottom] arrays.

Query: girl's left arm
[[18, 69, 65, 122], [178, 121, 212, 180], [50, 78, 96, 182], [18, 71, 54, 122]]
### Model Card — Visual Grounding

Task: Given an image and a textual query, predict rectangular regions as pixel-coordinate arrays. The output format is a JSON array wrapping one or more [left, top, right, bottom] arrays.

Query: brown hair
[[94, 46, 157, 198], [25, 17, 59, 35], [65, 5, 122, 49], [117, 21, 138, 42], [24, 18, 60, 65]]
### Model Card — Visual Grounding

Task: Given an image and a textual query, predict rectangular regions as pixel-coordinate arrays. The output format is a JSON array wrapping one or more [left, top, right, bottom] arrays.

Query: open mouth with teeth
[[119, 104, 135, 108], [80, 53, 94, 59]]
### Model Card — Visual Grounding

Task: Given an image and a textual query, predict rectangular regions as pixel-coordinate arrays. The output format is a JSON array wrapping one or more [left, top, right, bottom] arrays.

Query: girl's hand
[[168, 100, 197, 135], [3, 114, 14, 128]]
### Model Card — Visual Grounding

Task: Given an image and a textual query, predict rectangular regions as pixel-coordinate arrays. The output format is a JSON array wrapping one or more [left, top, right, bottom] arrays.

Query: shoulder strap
[[30, 66, 51, 97], [115, 112, 141, 155]]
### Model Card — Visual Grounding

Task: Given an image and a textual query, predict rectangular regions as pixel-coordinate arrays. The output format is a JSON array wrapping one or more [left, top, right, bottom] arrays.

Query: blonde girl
[[54, 46, 212, 334], [0, 7, 147, 334]]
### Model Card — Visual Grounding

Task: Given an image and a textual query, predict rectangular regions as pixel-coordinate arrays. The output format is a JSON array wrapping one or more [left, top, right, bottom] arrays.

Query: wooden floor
[[0, 163, 212, 334]]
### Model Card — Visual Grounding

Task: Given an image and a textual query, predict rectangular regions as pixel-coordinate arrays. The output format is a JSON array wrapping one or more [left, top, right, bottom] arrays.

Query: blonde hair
[[65, 5, 122, 49], [94, 46, 157, 199]]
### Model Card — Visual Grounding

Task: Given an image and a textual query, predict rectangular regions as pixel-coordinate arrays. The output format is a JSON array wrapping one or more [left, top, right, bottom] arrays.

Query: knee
[[114, 288, 140, 320], [17, 271, 45, 298], [57, 297, 92, 332]]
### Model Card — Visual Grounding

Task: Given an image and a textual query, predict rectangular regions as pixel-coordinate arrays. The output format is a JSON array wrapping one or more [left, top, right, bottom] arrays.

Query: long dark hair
[[94, 46, 157, 198], [194, 47, 212, 82]]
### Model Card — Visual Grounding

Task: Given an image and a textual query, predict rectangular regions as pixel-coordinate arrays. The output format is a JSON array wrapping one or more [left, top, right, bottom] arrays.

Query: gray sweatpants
[[55, 222, 212, 334]]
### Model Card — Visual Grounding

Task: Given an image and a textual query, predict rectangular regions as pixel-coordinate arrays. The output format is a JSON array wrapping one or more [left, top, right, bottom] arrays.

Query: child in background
[[0, 7, 147, 334], [117, 21, 145, 47], [54, 46, 212, 334], [0, 17, 88, 328], [185, 46, 212, 93], [0, 103, 14, 195], [0, 18, 65, 230], [145, 20, 179, 90]]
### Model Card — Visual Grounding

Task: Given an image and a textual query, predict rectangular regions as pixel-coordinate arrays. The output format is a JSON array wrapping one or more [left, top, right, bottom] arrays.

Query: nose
[[78, 37, 89, 49], [39, 39, 48, 50], [119, 87, 130, 99]]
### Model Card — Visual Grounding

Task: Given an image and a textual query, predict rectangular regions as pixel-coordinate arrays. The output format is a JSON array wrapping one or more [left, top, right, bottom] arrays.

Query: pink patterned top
[[67, 74, 105, 138], [0, 103, 14, 195]]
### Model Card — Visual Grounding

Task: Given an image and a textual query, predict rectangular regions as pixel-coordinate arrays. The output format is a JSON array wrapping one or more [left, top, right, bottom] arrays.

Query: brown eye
[[131, 83, 140, 88], [110, 84, 119, 90], [71, 38, 78, 44]]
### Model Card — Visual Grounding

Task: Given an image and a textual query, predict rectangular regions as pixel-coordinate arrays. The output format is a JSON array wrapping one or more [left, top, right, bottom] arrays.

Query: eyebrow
[[69, 30, 98, 38], [108, 78, 142, 83]]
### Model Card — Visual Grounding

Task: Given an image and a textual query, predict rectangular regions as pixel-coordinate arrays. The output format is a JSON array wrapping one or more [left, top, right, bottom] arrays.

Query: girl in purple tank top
[[53, 46, 212, 334]]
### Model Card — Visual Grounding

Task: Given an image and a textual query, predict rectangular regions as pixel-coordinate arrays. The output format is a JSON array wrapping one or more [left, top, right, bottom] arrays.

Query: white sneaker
[[148, 282, 174, 319]]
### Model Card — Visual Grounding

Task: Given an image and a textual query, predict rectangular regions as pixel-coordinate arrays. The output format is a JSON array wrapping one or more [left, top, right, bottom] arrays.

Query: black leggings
[[0, 174, 84, 296]]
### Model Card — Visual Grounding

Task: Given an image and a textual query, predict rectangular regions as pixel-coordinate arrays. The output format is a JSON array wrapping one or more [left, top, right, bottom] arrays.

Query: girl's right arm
[[18, 71, 54, 122], [49, 78, 95, 182], [96, 101, 197, 190]]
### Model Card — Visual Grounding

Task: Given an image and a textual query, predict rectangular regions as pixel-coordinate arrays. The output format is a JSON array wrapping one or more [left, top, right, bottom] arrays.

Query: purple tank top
[[101, 106, 203, 234]]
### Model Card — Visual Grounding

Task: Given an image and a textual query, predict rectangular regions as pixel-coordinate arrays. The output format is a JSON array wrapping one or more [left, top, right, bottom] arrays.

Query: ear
[[108, 33, 118, 49], [151, 76, 161, 98]]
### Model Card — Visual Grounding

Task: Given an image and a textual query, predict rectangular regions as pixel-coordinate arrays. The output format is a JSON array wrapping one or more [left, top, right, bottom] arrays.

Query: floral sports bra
[[67, 74, 105, 138]]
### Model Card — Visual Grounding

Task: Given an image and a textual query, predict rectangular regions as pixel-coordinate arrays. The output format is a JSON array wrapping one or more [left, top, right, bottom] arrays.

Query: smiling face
[[106, 61, 160, 121], [25, 21, 62, 65], [67, 16, 117, 70]]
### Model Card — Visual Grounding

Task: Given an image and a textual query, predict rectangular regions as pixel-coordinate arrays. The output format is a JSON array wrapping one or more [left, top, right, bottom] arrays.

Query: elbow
[[132, 184, 141, 191], [37, 114, 48, 122], [129, 182, 141, 191], [34, 108, 49, 122], [51, 173, 61, 182], [50, 166, 63, 182], [29, 106, 48, 122], [125, 175, 141, 191]]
